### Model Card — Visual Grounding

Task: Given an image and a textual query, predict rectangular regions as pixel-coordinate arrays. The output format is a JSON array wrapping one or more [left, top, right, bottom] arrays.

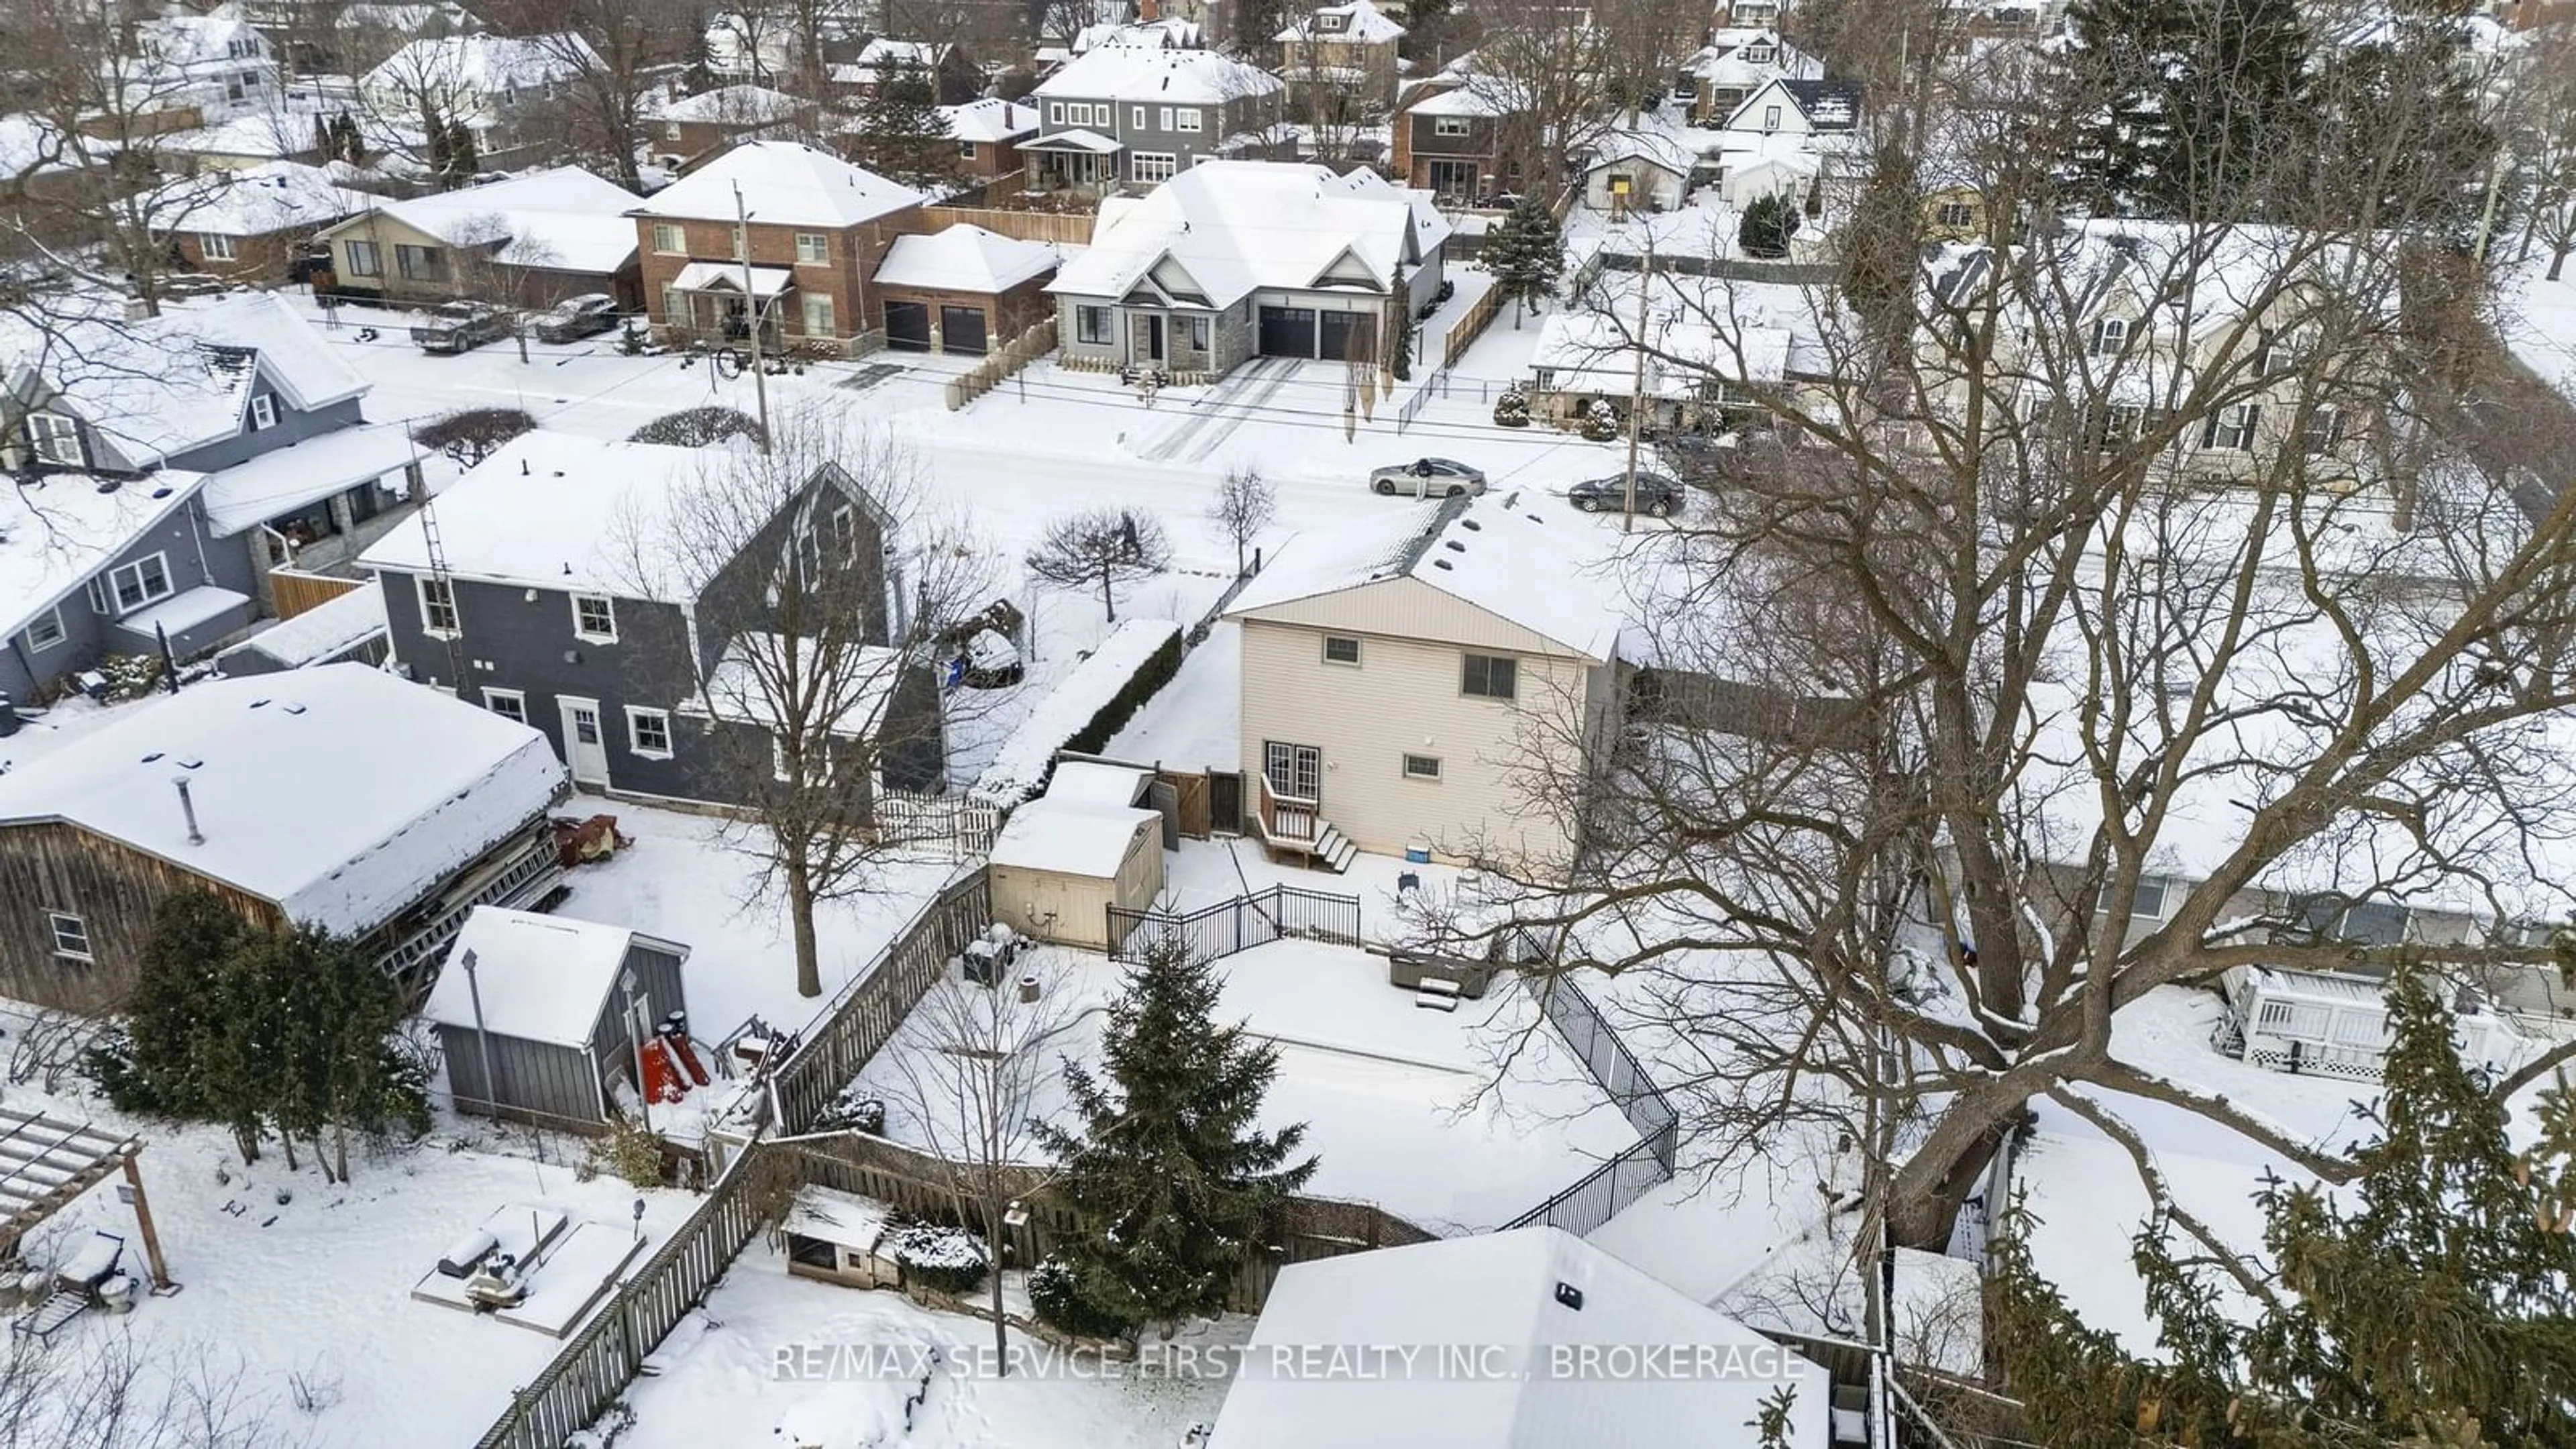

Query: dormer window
[[1318, 11, 1348, 28], [1744, 42, 1774, 63], [2088, 317, 2129, 356], [24, 413, 80, 467], [250, 395, 276, 430]]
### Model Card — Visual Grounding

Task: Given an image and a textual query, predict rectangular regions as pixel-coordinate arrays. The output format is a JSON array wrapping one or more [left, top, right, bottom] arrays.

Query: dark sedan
[[1568, 471, 1686, 517]]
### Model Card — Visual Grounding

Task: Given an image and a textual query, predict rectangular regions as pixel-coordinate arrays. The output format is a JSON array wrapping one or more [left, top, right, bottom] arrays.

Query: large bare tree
[[1431, 8, 2573, 1297]]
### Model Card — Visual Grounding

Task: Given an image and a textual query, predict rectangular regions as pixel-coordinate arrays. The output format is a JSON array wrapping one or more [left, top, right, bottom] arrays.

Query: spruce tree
[[1035, 942, 1318, 1336], [2058, 0, 2313, 219], [853, 58, 958, 192], [1989, 970, 2576, 1445], [1387, 264, 1414, 382], [1487, 193, 1564, 329], [1739, 192, 1801, 258]]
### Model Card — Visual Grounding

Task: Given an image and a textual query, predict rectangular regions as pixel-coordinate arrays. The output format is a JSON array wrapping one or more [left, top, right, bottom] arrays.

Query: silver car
[[1368, 458, 1486, 498]]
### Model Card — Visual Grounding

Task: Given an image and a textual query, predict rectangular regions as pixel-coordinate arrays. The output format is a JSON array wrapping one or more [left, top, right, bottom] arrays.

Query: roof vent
[[1432, 557, 1454, 570], [139, 751, 164, 763], [1554, 1282, 1584, 1311], [150, 486, 172, 498], [1443, 539, 1466, 552], [282, 702, 306, 714], [176, 757, 202, 769], [94, 479, 120, 494], [1460, 518, 1482, 531], [248, 698, 271, 708]]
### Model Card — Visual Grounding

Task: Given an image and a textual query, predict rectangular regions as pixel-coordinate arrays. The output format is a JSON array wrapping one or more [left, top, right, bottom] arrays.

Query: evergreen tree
[[1387, 264, 1414, 382], [853, 58, 958, 192], [2058, 0, 2313, 219], [1035, 942, 1318, 1337], [1989, 970, 2576, 1445], [441, 118, 480, 188], [1739, 192, 1801, 258], [1487, 193, 1565, 329]]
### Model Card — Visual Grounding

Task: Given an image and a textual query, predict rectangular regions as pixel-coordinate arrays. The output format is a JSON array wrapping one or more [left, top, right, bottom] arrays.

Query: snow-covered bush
[[811, 1087, 885, 1135], [889, 1222, 988, 1295], [1029, 1254, 1132, 1340], [1493, 385, 1532, 427], [1580, 398, 1620, 441], [627, 406, 765, 449], [97, 653, 163, 701]]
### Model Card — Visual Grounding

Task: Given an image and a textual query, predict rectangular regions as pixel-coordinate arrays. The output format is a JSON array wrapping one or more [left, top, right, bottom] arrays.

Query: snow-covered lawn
[[2504, 253, 2576, 397], [849, 936, 1638, 1236], [1161, 838, 1471, 951], [0, 1070, 698, 1449], [615, 1250, 1244, 1449]]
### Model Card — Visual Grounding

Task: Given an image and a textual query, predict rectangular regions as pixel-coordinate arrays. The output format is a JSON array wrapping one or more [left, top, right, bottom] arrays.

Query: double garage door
[[883, 301, 991, 356], [1256, 305, 1373, 362]]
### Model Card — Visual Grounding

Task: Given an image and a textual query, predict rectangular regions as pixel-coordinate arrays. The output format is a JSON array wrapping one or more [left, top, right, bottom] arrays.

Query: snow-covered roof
[[156, 161, 364, 237], [1277, 0, 1407, 44], [1405, 74, 1525, 117], [779, 1184, 890, 1251], [988, 796, 1157, 876], [875, 225, 1060, 293], [1228, 494, 1623, 661], [1048, 160, 1446, 310], [643, 85, 806, 127], [218, 580, 386, 669], [422, 906, 686, 1047], [1071, 17, 1204, 53], [1045, 759, 1152, 806], [0, 113, 101, 176], [0, 665, 565, 934], [358, 430, 740, 600], [362, 33, 600, 98], [832, 38, 951, 85], [1210, 1226, 1832, 1449], [133, 5, 267, 70], [1587, 121, 1698, 177], [1033, 45, 1283, 105], [938, 98, 1040, 144], [0, 472, 208, 644], [201, 420, 417, 536], [632, 140, 920, 229], [333, 167, 646, 275], [1684, 29, 1821, 85], [1020, 127, 1123, 155], [1, 291, 370, 471], [1531, 310, 1790, 398]]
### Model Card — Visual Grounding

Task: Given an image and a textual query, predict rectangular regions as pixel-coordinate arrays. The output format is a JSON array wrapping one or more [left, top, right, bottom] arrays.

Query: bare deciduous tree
[[1207, 465, 1277, 576], [1024, 508, 1173, 623]]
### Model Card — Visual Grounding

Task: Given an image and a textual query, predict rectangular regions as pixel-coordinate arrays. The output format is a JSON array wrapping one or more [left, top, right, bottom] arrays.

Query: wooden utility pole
[[736, 182, 773, 454], [1621, 243, 1654, 533]]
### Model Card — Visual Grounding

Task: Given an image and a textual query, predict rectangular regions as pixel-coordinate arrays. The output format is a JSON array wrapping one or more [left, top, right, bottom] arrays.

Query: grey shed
[[421, 906, 692, 1130]]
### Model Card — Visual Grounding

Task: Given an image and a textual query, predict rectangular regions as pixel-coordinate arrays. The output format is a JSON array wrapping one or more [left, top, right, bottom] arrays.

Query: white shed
[[987, 796, 1165, 949]]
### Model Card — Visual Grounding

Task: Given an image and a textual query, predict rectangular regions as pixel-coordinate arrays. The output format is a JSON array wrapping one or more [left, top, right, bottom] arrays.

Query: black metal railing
[[1105, 885, 1362, 967]]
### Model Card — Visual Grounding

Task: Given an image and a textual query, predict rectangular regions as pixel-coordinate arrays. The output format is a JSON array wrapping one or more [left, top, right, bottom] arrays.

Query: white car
[[1368, 458, 1486, 497]]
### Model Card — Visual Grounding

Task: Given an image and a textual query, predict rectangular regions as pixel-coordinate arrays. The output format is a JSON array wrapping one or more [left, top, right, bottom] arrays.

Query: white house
[[1047, 160, 1448, 381], [1581, 121, 1698, 214], [1719, 76, 1864, 146], [125, 3, 279, 119], [359, 33, 602, 164], [1221, 492, 1623, 875], [1680, 27, 1821, 126], [1210, 1226, 1834, 1449]]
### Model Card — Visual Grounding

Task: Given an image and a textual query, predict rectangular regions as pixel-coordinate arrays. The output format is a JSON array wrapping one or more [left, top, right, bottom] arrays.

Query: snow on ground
[[849, 937, 1637, 1235], [0, 1065, 697, 1449], [2504, 253, 2576, 397], [1161, 838, 1469, 949], [614, 1250, 1244, 1449], [947, 577, 1227, 791], [1104, 619, 1240, 772], [543, 802, 963, 1042]]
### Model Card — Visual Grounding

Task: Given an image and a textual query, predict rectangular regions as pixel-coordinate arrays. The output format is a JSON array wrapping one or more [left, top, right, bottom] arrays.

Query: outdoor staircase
[[1253, 773, 1358, 873], [1313, 823, 1358, 874]]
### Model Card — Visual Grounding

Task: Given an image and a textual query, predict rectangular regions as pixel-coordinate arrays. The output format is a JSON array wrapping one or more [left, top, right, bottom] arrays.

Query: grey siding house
[[422, 907, 692, 1129], [0, 292, 404, 704], [358, 430, 947, 810], [1047, 160, 1450, 382], [1024, 46, 1287, 192]]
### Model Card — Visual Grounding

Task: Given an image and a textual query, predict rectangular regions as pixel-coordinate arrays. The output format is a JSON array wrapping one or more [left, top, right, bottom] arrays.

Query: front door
[[559, 697, 610, 787], [1132, 313, 1165, 364], [1262, 741, 1322, 802]]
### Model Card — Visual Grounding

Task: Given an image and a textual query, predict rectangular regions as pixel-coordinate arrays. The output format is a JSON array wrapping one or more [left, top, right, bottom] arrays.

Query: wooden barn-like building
[[421, 907, 691, 1130]]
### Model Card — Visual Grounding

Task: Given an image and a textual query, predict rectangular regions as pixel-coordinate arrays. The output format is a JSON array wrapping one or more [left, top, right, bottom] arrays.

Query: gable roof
[[0, 665, 565, 935], [832, 38, 953, 85], [1049, 161, 1447, 310], [875, 224, 1060, 293], [987, 796, 1157, 876], [329, 166, 647, 274], [1033, 45, 1283, 105], [631, 140, 920, 229], [1069, 17, 1205, 52], [1, 291, 370, 471], [362, 33, 601, 97], [421, 907, 687, 1048], [0, 469, 211, 645], [939, 97, 1040, 143], [643, 84, 807, 127], [1226, 492, 1623, 660], [1405, 72, 1528, 117], [1210, 1227, 1832, 1449], [155, 160, 366, 238], [1276, 0, 1407, 44]]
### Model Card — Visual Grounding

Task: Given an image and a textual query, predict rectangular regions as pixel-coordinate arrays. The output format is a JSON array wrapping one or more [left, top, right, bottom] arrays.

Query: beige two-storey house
[[1222, 494, 1623, 878]]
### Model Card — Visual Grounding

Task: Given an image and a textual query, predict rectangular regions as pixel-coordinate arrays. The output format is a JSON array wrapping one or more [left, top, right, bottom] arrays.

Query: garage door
[[1318, 309, 1374, 364], [1258, 305, 1318, 358], [939, 305, 988, 356], [885, 300, 931, 352]]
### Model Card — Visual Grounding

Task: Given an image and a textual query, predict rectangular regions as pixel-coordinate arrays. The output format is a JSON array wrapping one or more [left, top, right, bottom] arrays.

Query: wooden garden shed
[[421, 908, 690, 1130]]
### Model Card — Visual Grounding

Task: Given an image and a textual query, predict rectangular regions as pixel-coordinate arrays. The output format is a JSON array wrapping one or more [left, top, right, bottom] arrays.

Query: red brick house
[[1390, 74, 1524, 204], [643, 85, 813, 171], [164, 160, 364, 282], [873, 223, 1060, 354], [940, 98, 1039, 182], [630, 141, 926, 354]]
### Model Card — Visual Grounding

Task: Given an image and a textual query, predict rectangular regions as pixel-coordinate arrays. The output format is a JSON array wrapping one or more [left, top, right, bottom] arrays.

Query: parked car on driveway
[[533, 294, 619, 343], [1568, 470, 1686, 517], [411, 301, 513, 354], [1369, 458, 1486, 498]]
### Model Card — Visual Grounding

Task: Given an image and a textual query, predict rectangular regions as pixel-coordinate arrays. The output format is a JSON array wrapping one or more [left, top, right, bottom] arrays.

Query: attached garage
[[1258, 305, 1318, 358], [987, 797, 1165, 950], [939, 305, 989, 356], [1318, 309, 1375, 364], [884, 300, 932, 351]]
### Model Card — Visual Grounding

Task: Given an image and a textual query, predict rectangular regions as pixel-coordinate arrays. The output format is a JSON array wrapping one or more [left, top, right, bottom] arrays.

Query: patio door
[[1263, 741, 1321, 803], [559, 696, 610, 787]]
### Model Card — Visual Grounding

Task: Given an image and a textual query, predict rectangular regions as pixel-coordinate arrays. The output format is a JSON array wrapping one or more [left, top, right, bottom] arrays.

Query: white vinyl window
[[1157, 106, 1173, 129], [1175, 107, 1201, 133], [2089, 317, 2129, 356], [2095, 875, 2170, 922], [482, 688, 527, 724], [1049, 101, 1065, 124], [1462, 652, 1517, 700], [46, 911, 91, 962], [651, 222, 686, 254], [1076, 305, 1114, 345], [627, 706, 674, 758], [772, 733, 835, 782], [1433, 115, 1470, 137], [2204, 404, 2261, 451], [199, 231, 237, 261], [1762, 104, 1782, 129], [1402, 753, 1442, 780], [25, 413, 81, 467], [250, 394, 276, 429], [1132, 152, 1177, 184], [416, 575, 459, 636], [91, 553, 173, 615], [1131, 105, 1146, 129], [959, 140, 977, 158], [1322, 635, 1360, 665], [572, 594, 617, 643], [794, 231, 828, 264], [1744, 42, 1776, 63], [24, 604, 64, 653], [343, 239, 381, 277], [2300, 407, 2345, 455], [802, 292, 835, 337]]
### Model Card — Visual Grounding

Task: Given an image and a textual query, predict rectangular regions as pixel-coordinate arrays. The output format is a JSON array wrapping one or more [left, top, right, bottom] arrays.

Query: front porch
[[657, 261, 793, 349], [1016, 129, 1122, 197]]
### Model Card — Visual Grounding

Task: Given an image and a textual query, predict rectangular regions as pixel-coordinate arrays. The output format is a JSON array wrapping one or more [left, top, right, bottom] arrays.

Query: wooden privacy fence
[[267, 568, 363, 620], [919, 204, 1096, 246], [1442, 283, 1505, 372], [765, 870, 995, 1134], [1104, 885, 1362, 967], [944, 317, 1058, 411]]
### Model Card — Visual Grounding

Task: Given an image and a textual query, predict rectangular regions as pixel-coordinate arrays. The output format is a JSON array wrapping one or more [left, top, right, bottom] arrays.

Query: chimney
[[172, 776, 204, 845], [1138, 0, 1160, 21]]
